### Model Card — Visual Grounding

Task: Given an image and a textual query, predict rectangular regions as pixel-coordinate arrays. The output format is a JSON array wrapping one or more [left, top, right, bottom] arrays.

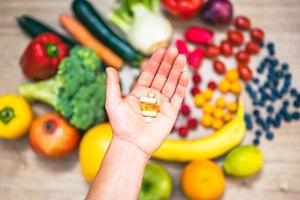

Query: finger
[[161, 54, 187, 100], [151, 48, 178, 91], [105, 67, 122, 109], [170, 71, 190, 110], [135, 48, 166, 88]]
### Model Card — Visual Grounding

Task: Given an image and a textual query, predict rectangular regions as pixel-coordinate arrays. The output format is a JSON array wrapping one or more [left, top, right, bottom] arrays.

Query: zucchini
[[17, 15, 77, 48], [72, 0, 143, 67]]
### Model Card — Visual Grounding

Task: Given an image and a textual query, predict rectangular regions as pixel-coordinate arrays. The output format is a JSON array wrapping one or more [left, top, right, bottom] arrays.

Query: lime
[[223, 145, 263, 178]]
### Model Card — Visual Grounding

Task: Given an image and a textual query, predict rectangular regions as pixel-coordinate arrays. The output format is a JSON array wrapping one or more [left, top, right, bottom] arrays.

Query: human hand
[[105, 48, 189, 158]]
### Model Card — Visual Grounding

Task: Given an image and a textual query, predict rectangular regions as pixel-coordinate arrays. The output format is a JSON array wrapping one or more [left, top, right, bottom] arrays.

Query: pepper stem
[[0, 107, 15, 124], [45, 43, 59, 58]]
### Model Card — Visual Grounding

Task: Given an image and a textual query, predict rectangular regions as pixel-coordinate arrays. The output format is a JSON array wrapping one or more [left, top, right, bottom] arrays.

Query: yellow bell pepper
[[0, 94, 33, 139]]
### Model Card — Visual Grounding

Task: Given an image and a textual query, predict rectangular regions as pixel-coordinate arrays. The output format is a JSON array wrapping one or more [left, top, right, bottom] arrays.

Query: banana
[[153, 103, 246, 162]]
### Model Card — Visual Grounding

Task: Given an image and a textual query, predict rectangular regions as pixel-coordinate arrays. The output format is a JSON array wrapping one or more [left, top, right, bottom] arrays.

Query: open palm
[[105, 48, 189, 156]]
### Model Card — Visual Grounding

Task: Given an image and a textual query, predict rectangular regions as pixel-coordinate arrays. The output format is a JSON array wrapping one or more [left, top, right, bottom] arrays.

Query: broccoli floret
[[18, 46, 106, 130]]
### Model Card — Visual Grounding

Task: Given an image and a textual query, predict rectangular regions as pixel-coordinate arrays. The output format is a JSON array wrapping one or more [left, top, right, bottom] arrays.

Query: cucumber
[[72, 0, 143, 67], [17, 15, 77, 48]]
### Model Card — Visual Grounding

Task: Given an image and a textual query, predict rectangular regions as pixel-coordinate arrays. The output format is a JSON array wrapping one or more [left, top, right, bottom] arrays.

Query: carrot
[[59, 14, 123, 69]]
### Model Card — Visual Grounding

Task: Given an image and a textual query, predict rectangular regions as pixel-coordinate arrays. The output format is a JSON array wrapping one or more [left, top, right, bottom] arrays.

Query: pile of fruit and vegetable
[[1, 0, 299, 199]]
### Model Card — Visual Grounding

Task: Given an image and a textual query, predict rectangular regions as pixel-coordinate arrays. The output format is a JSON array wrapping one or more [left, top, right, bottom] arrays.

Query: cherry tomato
[[213, 60, 226, 74], [228, 30, 244, 46], [236, 51, 250, 63], [250, 28, 265, 41], [181, 104, 191, 116], [187, 118, 198, 129], [207, 81, 217, 90], [246, 41, 260, 54], [238, 66, 253, 81], [178, 126, 188, 137], [234, 16, 251, 30], [192, 73, 202, 84], [191, 86, 201, 96], [220, 40, 233, 57], [204, 45, 220, 58]]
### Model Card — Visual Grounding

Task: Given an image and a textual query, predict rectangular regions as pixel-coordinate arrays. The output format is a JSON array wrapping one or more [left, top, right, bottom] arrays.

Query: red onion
[[201, 0, 233, 25]]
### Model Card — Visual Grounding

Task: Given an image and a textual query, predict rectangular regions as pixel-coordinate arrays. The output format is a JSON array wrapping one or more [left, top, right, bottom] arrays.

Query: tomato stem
[[0, 107, 15, 124]]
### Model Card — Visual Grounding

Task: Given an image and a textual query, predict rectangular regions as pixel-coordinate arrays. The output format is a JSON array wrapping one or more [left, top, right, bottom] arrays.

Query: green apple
[[139, 163, 172, 200]]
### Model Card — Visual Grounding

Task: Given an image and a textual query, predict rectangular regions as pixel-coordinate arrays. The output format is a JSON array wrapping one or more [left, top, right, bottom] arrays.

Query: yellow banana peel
[[153, 103, 246, 162]]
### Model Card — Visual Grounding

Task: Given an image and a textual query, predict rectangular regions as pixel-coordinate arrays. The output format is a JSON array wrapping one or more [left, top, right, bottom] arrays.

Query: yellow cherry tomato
[[203, 103, 214, 115], [218, 80, 231, 93], [194, 94, 206, 108], [223, 112, 233, 122], [215, 97, 226, 109], [203, 89, 214, 101], [200, 114, 214, 128], [225, 69, 239, 82], [0, 94, 33, 139], [212, 119, 224, 130], [227, 102, 238, 113], [230, 81, 242, 94], [213, 108, 224, 119]]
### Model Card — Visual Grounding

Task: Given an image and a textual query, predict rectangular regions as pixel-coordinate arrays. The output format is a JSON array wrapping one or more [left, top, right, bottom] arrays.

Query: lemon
[[223, 145, 263, 178], [79, 123, 112, 182]]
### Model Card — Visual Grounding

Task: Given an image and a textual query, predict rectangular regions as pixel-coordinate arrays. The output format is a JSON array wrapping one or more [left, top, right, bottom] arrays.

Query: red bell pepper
[[162, 0, 204, 19], [20, 33, 68, 80]]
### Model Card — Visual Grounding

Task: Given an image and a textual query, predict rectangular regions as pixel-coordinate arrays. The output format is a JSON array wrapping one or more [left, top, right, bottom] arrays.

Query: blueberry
[[266, 132, 274, 140], [293, 101, 300, 108], [292, 112, 300, 120], [290, 88, 298, 96], [252, 78, 260, 84], [255, 130, 262, 137], [253, 137, 260, 145], [262, 121, 270, 130], [266, 116, 273, 125], [283, 100, 290, 107], [257, 67, 264, 74], [246, 84, 253, 92], [250, 91, 257, 98], [266, 105, 274, 113], [271, 59, 279, 67], [285, 74, 292, 80], [284, 114, 292, 122], [253, 110, 260, 116], [281, 63, 289, 70]]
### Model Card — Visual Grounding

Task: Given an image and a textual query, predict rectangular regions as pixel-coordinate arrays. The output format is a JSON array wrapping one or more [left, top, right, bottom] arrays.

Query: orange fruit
[[181, 160, 225, 200]]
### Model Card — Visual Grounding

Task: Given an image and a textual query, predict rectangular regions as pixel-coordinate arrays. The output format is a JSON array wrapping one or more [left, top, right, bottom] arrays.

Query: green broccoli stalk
[[108, 0, 173, 55], [18, 46, 106, 130]]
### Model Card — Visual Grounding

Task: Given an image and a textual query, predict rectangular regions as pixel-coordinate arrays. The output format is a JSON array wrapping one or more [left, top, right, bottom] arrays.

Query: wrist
[[110, 136, 150, 163]]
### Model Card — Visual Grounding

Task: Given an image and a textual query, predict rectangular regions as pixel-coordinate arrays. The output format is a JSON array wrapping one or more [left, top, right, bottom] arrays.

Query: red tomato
[[236, 51, 250, 63], [220, 40, 233, 57], [228, 30, 244, 46], [204, 45, 220, 58], [246, 41, 260, 54], [234, 16, 251, 30], [238, 66, 253, 81], [213, 60, 226, 74], [250, 28, 265, 41]]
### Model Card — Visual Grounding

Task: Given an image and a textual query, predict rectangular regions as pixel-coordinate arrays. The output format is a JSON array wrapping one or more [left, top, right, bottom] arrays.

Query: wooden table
[[0, 0, 300, 199]]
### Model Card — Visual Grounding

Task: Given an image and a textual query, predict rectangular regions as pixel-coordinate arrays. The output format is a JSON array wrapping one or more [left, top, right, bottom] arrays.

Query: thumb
[[105, 67, 122, 106]]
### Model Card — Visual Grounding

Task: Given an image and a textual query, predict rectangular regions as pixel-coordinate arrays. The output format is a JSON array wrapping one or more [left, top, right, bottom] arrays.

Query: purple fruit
[[201, 0, 233, 25]]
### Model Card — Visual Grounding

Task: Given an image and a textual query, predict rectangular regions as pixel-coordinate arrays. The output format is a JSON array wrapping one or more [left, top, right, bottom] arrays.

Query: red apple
[[29, 113, 80, 159]]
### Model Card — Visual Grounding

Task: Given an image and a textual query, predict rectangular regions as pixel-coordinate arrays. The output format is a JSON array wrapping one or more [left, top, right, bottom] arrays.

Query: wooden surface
[[1, 0, 300, 199]]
